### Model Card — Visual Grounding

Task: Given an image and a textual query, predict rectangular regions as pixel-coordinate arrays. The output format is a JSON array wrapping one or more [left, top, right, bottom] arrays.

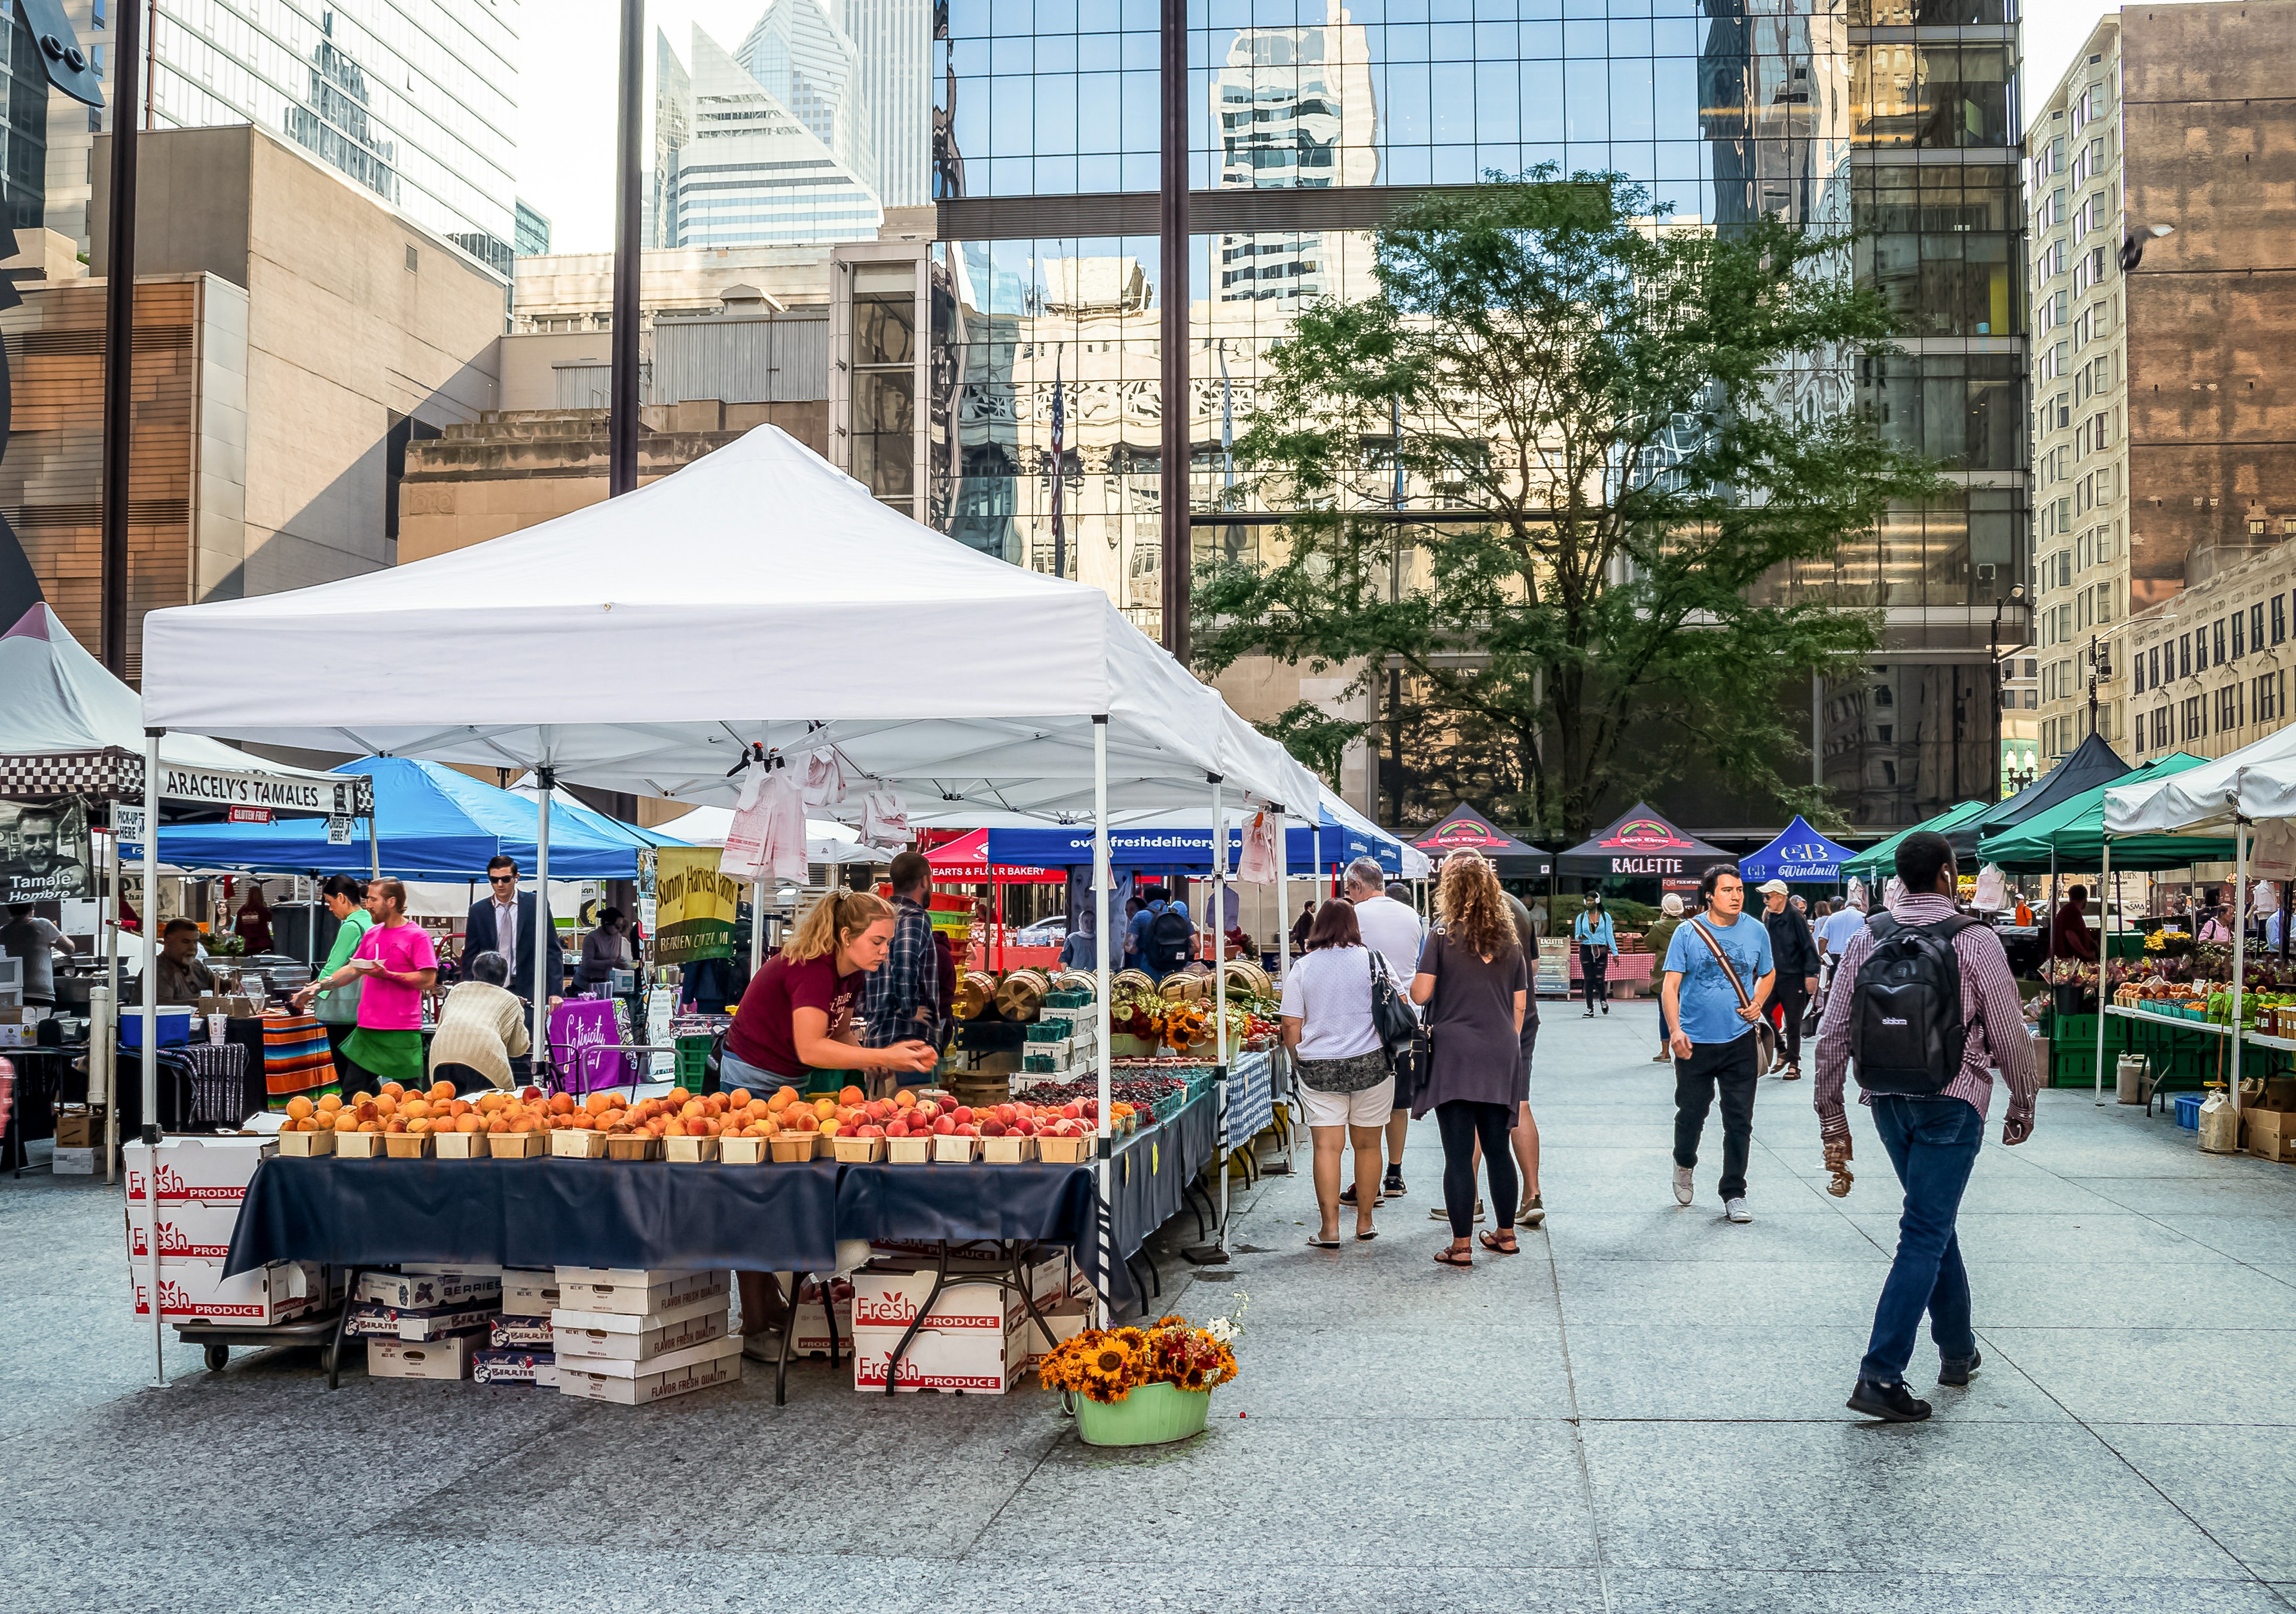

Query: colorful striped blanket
[[262, 1013, 338, 1108]]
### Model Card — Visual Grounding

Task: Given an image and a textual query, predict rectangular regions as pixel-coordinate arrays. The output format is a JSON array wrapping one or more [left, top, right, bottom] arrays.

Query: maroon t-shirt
[[726, 951, 862, 1078]]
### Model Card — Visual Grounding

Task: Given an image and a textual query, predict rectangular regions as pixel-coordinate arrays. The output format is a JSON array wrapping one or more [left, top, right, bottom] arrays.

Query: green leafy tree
[[1193, 172, 1938, 844]]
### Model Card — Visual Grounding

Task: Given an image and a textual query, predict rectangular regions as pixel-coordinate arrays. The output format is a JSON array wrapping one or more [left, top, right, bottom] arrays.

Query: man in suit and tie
[[464, 855, 564, 1084]]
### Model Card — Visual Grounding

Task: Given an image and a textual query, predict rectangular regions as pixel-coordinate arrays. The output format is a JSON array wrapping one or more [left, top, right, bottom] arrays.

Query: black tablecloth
[[1108, 1093, 1217, 1266], [224, 1158, 842, 1276], [838, 1161, 1118, 1307]]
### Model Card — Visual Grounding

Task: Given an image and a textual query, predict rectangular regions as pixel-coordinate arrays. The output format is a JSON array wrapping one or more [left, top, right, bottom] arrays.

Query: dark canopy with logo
[[1557, 803, 1736, 880], [1402, 802, 1552, 877]]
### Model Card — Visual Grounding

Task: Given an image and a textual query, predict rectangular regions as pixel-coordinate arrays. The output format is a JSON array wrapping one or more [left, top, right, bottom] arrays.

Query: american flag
[[1049, 352, 1065, 578]]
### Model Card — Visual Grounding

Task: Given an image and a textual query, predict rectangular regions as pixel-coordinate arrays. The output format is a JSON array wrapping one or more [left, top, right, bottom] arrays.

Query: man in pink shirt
[[1814, 830, 2038, 1423]]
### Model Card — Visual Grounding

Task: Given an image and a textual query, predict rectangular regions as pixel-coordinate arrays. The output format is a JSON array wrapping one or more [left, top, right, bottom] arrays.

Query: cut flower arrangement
[[1037, 1297, 1245, 1404]]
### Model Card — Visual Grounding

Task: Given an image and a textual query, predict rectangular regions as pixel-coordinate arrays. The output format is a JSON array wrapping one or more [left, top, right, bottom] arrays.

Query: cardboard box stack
[[789, 1274, 853, 1358], [125, 1136, 336, 1325], [474, 1268, 561, 1385], [551, 1267, 740, 1404], [53, 1103, 102, 1175], [849, 1249, 1073, 1393], [356, 1265, 502, 1380], [2243, 1076, 2296, 1164]]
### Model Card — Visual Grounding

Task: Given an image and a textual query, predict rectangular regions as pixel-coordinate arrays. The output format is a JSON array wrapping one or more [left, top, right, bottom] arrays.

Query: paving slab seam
[[1540, 1197, 1620, 1614], [1975, 1327, 2295, 1606]]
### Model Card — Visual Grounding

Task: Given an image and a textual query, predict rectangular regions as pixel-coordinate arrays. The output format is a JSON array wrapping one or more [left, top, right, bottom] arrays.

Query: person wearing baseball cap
[[1758, 878, 1822, 1079]]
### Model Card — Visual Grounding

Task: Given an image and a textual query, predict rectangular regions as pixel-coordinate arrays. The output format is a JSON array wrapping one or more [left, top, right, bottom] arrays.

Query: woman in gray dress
[[1411, 851, 1529, 1268]]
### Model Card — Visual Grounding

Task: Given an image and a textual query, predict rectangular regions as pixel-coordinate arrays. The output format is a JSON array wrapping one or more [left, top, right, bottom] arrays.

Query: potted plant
[[1037, 1299, 1244, 1447]]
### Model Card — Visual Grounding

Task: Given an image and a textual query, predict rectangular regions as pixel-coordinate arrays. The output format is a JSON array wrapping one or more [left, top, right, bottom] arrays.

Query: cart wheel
[[203, 1342, 229, 1372]]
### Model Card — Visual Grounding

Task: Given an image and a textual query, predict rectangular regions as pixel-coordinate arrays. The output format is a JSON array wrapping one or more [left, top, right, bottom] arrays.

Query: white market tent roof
[[0, 605, 366, 816], [138, 426, 1320, 822], [2105, 725, 2296, 836], [651, 804, 878, 865]]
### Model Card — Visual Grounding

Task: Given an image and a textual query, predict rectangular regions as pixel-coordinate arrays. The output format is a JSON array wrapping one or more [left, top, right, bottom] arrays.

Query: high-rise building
[[647, 27, 691, 249], [893, 0, 2028, 825], [45, 0, 519, 279], [653, 24, 881, 250], [839, 0, 930, 209], [514, 197, 550, 257], [2027, 2, 2296, 772], [737, 0, 872, 199], [0, 2, 50, 232]]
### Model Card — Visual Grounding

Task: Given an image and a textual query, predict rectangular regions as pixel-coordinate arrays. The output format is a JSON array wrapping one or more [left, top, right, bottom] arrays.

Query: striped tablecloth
[[261, 1014, 338, 1109]]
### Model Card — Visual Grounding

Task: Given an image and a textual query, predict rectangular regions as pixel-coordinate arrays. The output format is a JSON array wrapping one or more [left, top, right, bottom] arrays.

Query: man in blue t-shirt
[[1661, 865, 1776, 1224]]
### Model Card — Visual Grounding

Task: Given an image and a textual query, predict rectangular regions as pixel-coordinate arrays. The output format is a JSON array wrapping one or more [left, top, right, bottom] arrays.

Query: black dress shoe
[[1937, 1349, 1981, 1387], [1847, 1379, 1933, 1423]]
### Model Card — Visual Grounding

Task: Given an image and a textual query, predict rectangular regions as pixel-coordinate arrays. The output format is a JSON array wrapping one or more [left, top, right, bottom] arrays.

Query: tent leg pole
[[1091, 716, 1113, 1328], [2096, 838, 2112, 1106], [2233, 827, 2249, 1118], [142, 728, 163, 1389], [1210, 774, 1229, 1257], [102, 817, 118, 1185], [533, 772, 552, 1090]]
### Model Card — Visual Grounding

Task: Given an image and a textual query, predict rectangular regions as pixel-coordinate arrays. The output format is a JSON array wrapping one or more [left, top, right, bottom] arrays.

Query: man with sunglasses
[[464, 856, 564, 1082]]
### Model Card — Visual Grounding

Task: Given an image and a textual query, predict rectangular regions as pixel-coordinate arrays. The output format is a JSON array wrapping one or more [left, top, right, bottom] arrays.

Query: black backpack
[[1146, 905, 1195, 973], [1848, 914, 1982, 1095]]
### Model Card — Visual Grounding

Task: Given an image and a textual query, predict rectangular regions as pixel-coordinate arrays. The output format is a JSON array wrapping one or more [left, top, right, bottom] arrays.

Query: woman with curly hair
[[1411, 850, 1530, 1267]]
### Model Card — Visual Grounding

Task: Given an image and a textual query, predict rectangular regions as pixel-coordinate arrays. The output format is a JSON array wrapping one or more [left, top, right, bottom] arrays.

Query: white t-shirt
[[1818, 906, 1868, 958], [1279, 944, 1382, 1060], [1350, 894, 1425, 988]]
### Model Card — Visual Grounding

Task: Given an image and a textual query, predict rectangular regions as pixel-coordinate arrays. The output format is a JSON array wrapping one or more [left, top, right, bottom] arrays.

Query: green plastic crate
[[674, 1035, 713, 1091], [1045, 989, 1091, 1010], [1026, 1018, 1074, 1043]]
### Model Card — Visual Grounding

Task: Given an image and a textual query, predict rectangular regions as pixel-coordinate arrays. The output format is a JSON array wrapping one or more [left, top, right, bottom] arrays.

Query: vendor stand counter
[[222, 1151, 1155, 1403], [2106, 1004, 2296, 1105]]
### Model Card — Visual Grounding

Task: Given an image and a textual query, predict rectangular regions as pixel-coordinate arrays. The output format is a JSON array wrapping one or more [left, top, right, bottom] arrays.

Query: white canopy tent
[[650, 804, 878, 865], [2101, 729, 2296, 1121], [136, 425, 1318, 1366]]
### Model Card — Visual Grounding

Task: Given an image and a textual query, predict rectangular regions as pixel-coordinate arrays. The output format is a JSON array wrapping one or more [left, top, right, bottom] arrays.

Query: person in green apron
[[309, 879, 436, 1091], [292, 875, 373, 1088]]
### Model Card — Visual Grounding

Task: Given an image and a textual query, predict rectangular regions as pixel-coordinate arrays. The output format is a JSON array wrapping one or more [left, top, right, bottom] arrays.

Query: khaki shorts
[[1303, 1074, 1397, 1128]]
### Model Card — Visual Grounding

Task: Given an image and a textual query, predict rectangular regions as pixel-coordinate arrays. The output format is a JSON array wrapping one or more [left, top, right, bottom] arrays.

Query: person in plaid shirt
[[862, 851, 942, 1062]]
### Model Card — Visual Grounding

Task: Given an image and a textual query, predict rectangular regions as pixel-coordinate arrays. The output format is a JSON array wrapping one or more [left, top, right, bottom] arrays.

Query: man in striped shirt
[[1813, 829, 2039, 1423]]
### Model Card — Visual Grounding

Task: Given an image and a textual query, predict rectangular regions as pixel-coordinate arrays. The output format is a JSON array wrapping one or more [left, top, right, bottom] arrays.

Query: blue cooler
[[119, 1006, 193, 1048]]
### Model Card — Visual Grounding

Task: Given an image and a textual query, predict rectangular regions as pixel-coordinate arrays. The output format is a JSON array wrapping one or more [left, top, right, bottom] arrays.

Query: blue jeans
[[1861, 1095, 1986, 1384]]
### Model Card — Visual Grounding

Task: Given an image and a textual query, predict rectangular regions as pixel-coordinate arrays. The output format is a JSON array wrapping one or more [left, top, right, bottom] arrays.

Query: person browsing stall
[[861, 852, 942, 1049], [428, 950, 532, 1090], [290, 876, 373, 1086], [1283, 898, 1392, 1247]]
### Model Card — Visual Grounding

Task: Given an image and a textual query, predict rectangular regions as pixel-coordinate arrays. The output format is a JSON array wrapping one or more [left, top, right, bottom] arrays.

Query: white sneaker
[[1672, 1166, 1694, 1206], [1725, 1198, 1752, 1224]]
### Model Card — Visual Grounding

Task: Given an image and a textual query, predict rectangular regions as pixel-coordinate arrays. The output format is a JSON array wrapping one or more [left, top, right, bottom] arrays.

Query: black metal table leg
[[327, 1267, 362, 1391], [775, 1275, 795, 1406], [1006, 1243, 1057, 1357], [883, 1242, 954, 1396]]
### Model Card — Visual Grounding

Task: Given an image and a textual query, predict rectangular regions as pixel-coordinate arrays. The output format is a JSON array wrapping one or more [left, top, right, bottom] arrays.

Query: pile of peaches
[[281, 1082, 558, 1137]]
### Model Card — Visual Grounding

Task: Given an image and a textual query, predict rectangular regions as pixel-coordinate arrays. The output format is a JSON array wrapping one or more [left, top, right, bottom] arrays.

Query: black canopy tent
[[1947, 730, 2130, 862], [1403, 802, 1552, 878], [1557, 802, 1738, 881]]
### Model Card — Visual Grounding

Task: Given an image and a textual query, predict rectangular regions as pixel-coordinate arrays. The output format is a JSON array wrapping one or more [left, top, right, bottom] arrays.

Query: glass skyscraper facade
[[842, 0, 2029, 828], [51, 1, 519, 276]]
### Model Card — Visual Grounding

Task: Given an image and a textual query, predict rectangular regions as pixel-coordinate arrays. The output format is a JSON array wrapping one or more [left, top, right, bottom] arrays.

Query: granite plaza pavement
[[5, 1004, 2295, 1613]]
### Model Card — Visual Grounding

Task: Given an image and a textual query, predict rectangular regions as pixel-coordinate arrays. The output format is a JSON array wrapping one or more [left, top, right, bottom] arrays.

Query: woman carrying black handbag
[[1280, 899, 1395, 1247]]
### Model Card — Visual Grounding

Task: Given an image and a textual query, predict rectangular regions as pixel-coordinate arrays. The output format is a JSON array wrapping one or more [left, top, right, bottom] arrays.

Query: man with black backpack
[[1814, 830, 2038, 1424], [1126, 884, 1196, 980]]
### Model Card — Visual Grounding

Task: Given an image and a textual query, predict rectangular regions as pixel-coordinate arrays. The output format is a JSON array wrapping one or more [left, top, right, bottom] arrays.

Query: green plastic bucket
[[1073, 1383, 1212, 1447]]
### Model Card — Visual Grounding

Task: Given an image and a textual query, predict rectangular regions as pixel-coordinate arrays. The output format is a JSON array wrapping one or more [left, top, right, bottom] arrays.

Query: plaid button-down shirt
[[1813, 893, 2039, 1145], [862, 894, 941, 1047]]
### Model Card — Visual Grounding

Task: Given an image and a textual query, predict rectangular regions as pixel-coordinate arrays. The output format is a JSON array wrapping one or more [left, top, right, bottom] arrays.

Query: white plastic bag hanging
[[1883, 875, 1905, 911], [1236, 808, 1280, 885], [719, 759, 772, 879], [861, 788, 911, 849], [1972, 864, 2008, 913], [2252, 820, 2296, 881], [799, 745, 850, 809]]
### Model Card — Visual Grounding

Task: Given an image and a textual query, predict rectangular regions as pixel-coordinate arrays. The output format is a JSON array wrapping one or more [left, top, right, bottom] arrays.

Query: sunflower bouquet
[[1037, 1299, 1245, 1404]]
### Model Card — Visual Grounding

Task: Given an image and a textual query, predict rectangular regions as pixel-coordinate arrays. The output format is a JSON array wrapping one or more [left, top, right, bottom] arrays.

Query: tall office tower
[[839, 0, 930, 209], [737, 0, 874, 201], [660, 25, 881, 250], [514, 197, 550, 257], [50, 1, 519, 277], [2028, 2, 2296, 770], [0, 3, 50, 232], [648, 28, 692, 249], [915, 0, 2030, 826]]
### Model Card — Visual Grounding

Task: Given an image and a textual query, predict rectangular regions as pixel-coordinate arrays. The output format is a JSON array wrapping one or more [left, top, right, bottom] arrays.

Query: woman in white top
[[1280, 899, 1393, 1248]]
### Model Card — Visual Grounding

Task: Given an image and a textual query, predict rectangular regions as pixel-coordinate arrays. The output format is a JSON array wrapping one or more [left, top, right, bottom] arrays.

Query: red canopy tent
[[921, 828, 1062, 970]]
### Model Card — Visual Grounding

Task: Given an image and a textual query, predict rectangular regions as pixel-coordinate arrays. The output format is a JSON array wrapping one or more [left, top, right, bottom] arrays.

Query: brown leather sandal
[[1433, 1245, 1474, 1269], [1479, 1230, 1521, 1255]]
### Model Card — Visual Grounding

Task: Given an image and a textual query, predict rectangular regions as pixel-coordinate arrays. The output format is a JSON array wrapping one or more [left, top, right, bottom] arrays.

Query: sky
[[513, 0, 2121, 257]]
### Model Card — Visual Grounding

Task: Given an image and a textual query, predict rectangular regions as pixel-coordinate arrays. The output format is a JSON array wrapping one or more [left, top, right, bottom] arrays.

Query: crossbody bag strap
[[1687, 917, 1754, 1010]]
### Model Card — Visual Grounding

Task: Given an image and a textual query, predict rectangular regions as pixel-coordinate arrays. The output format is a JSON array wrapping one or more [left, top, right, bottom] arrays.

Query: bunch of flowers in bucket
[[1038, 1299, 1245, 1404]]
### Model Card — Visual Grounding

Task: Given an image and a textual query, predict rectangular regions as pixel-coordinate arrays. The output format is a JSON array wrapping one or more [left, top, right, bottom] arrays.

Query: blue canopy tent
[[988, 808, 1399, 875], [1739, 816, 1861, 884], [509, 771, 686, 852], [144, 756, 665, 878]]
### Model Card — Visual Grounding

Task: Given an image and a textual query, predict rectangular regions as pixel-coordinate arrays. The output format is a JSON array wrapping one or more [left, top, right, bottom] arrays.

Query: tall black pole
[[608, 0, 645, 497], [99, 0, 147, 674], [1158, 0, 1188, 660]]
